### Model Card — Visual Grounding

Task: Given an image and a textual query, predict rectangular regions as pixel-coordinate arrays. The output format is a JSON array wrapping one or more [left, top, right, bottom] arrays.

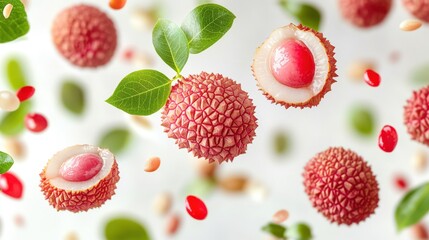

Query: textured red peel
[[403, 0, 429, 22], [339, 0, 392, 28], [161, 72, 257, 163], [303, 147, 379, 225], [404, 86, 429, 146]]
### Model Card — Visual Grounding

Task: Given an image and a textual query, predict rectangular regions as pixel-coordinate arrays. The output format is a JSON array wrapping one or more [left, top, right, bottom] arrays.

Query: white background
[[0, 0, 428, 239]]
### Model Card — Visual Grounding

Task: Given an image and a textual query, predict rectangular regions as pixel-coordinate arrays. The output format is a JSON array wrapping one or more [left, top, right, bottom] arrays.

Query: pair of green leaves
[[0, 0, 29, 43], [279, 0, 321, 31], [262, 222, 312, 240], [395, 182, 429, 231], [107, 4, 236, 116]]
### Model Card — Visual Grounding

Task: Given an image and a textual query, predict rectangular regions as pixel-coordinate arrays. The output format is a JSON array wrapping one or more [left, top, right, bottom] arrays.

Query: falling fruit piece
[[252, 24, 337, 108], [16, 86, 35, 102], [411, 223, 429, 240], [399, 19, 422, 31], [394, 175, 408, 191], [39, 145, 120, 212], [185, 195, 208, 220], [165, 214, 181, 236], [347, 60, 376, 81], [411, 150, 427, 172], [218, 174, 248, 193], [404, 86, 429, 146], [338, 0, 392, 28], [25, 113, 48, 133], [0, 90, 20, 112], [403, 0, 429, 22], [4, 138, 25, 159], [109, 0, 126, 10], [152, 192, 172, 215], [144, 156, 161, 172], [364, 69, 381, 87], [0, 172, 23, 199], [378, 125, 398, 152], [272, 209, 289, 224]]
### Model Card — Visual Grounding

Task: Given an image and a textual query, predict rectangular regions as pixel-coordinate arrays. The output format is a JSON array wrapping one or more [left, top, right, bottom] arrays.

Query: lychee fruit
[[52, 4, 117, 68], [403, 0, 429, 22], [161, 72, 257, 163], [252, 24, 337, 109], [338, 0, 392, 28], [404, 86, 429, 146], [40, 145, 120, 212], [303, 147, 379, 225]]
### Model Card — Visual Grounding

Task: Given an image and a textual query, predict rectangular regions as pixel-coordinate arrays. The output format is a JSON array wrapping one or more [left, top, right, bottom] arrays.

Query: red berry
[[185, 195, 208, 220], [16, 86, 35, 102], [109, 0, 126, 10], [123, 48, 134, 61], [364, 69, 381, 87], [378, 125, 398, 152], [394, 175, 408, 190], [0, 172, 23, 199], [25, 113, 48, 133]]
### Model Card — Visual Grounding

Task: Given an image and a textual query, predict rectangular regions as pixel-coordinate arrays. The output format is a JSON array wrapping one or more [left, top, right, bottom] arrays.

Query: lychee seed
[[270, 39, 315, 88], [303, 147, 379, 225], [161, 72, 257, 164], [52, 4, 117, 68]]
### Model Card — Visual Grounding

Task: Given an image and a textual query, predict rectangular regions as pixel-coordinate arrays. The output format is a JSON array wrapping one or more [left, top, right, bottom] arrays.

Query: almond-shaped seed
[[152, 192, 172, 215], [400, 19, 422, 31], [144, 156, 160, 172], [272, 209, 289, 224], [64, 231, 79, 240], [4, 138, 25, 159], [412, 150, 427, 172], [411, 223, 429, 240], [165, 214, 180, 236], [3, 4, 13, 19], [218, 175, 248, 192], [195, 158, 217, 179], [130, 115, 152, 129]]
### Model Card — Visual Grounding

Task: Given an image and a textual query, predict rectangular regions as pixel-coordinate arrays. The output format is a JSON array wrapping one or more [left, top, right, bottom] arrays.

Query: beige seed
[[411, 223, 429, 240], [400, 19, 422, 31], [245, 180, 268, 202], [218, 175, 248, 193], [165, 214, 180, 236], [130, 115, 151, 129], [4, 138, 25, 159], [145, 156, 161, 172], [64, 232, 79, 240], [0, 90, 20, 112], [3, 4, 13, 19], [152, 192, 172, 215], [272, 209, 289, 224], [412, 150, 427, 172], [347, 60, 376, 81], [195, 158, 217, 179]]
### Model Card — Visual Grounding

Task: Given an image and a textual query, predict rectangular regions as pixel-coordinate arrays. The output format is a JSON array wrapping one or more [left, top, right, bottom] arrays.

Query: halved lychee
[[40, 145, 120, 212], [252, 24, 337, 109]]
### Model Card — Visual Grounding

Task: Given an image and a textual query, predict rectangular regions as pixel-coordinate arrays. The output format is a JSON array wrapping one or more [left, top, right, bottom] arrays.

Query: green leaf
[[285, 222, 312, 240], [181, 4, 235, 54], [5, 57, 27, 90], [0, 0, 30, 43], [61, 81, 85, 115], [395, 182, 429, 231], [152, 19, 189, 74], [99, 128, 131, 155], [0, 151, 13, 174], [273, 131, 290, 155], [411, 63, 429, 86], [349, 105, 375, 137], [185, 178, 216, 197], [104, 217, 151, 240], [279, 0, 321, 31], [106, 70, 172, 116], [0, 101, 31, 136], [262, 223, 286, 238]]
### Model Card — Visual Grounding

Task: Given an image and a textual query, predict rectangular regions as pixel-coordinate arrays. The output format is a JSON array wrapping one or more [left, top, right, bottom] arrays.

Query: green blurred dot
[[104, 217, 150, 240], [273, 131, 290, 156], [349, 105, 375, 137]]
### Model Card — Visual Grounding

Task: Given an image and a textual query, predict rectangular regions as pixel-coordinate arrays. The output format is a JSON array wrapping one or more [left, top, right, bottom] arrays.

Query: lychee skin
[[404, 86, 429, 146], [52, 4, 117, 68], [403, 0, 429, 22], [161, 72, 257, 163], [303, 147, 379, 225], [339, 0, 392, 28], [40, 159, 120, 213]]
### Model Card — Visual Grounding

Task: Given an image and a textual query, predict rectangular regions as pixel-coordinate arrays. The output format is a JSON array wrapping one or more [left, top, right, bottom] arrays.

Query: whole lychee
[[40, 145, 120, 212], [303, 147, 379, 225], [161, 72, 257, 163], [403, 0, 429, 22], [252, 24, 337, 109], [339, 0, 392, 28], [52, 4, 117, 68], [404, 86, 429, 146]]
